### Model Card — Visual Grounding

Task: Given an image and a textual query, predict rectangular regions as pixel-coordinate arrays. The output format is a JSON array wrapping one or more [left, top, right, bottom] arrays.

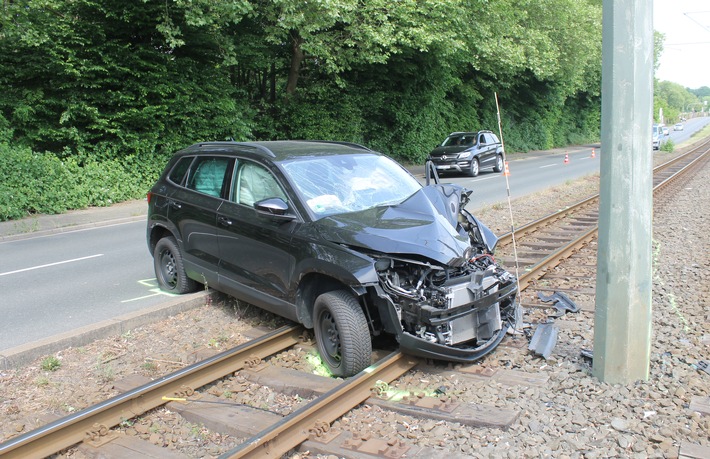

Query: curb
[[0, 290, 217, 371], [0, 215, 147, 243]]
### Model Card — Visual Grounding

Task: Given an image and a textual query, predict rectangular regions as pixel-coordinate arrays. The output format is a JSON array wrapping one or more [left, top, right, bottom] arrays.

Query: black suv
[[147, 141, 519, 376], [428, 131, 504, 177]]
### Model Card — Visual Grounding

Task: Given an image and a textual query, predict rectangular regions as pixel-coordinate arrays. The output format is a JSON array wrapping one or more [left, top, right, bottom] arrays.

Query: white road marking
[[0, 254, 104, 277], [540, 164, 557, 168]]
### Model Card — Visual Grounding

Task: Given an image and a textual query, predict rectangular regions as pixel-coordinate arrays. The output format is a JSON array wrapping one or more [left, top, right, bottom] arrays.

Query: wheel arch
[[148, 224, 178, 255], [295, 273, 373, 330]]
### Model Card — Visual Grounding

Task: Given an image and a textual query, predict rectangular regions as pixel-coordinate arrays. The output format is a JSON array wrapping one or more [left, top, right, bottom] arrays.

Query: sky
[[653, 0, 710, 89]]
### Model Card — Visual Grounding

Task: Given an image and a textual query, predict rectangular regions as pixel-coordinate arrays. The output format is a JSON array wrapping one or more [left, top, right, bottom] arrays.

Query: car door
[[478, 133, 495, 169], [216, 159, 302, 321], [168, 155, 232, 287]]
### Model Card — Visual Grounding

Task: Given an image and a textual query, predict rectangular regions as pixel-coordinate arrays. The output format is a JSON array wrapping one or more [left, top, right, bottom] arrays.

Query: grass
[[40, 356, 61, 372]]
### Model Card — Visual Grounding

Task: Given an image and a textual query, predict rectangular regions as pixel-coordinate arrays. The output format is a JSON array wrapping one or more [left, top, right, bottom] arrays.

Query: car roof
[[447, 130, 492, 135], [176, 140, 373, 162]]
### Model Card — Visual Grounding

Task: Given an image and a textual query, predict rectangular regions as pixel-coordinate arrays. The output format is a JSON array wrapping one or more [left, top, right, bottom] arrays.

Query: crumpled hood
[[313, 187, 469, 266]]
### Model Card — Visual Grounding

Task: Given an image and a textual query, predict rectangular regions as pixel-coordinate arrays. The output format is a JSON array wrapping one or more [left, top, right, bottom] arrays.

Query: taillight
[[146, 191, 153, 204]]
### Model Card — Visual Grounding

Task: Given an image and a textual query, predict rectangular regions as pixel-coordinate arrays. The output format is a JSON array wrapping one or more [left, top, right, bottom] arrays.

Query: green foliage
[[0, 142, 165, 221], [0, 0, 608, 219], [660, 138, 674, 152], [40, 356, 61, 372]]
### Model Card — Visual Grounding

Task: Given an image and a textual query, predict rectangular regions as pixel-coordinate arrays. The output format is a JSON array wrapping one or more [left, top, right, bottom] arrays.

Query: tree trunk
[[285, 30, 304, 95]]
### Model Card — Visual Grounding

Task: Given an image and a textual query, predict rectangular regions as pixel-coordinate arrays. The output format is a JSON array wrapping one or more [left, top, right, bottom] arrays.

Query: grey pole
[[593, 0, 653, 383]]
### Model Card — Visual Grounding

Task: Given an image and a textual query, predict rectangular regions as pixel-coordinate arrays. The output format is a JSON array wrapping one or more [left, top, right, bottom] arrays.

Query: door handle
[[218, 216, 233, 226], [168, 200, 182, 210]]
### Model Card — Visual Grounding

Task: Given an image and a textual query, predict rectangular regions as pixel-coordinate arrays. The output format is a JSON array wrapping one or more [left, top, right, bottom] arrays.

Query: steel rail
[[517, 146, 708, 290], [497, 138, 710, 247], [517, 226, 599, 291], [219, 350, 418, 459], [0, 325, 303, 459]]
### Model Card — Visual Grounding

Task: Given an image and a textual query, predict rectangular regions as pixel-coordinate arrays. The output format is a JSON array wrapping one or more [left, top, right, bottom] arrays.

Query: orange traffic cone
[[591, 148, 596, 158], [564, 153, 569, 164], [504, 161, 510, 176]]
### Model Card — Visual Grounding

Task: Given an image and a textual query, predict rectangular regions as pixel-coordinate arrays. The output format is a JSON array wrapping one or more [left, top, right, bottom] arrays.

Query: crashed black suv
[[147, 141, 519, 377]]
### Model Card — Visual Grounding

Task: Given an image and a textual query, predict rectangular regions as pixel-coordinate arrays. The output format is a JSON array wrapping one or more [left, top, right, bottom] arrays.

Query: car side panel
[[216, 200, 300, 316], [168, 188, 222, 287]]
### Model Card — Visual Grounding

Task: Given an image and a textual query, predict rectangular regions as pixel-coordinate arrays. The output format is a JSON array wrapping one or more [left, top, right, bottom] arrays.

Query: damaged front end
[[374, 181, 519, 363]]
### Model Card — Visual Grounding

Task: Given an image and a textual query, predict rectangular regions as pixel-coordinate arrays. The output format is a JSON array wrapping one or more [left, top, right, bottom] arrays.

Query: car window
[[281, 154, 421, 218], [186, 157, 230, 198], [168, 156, 194, 186], [233, 161, 288, 207], [485, 133, 499, 144]]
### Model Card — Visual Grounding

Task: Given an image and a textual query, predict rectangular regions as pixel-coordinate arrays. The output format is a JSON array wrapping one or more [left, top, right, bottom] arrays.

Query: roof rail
[[304, 140, 372, 151], [196, 141, 276, 158]]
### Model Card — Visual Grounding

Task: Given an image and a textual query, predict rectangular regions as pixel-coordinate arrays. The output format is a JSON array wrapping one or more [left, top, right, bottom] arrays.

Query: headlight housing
[[458, 151, 472, 159]]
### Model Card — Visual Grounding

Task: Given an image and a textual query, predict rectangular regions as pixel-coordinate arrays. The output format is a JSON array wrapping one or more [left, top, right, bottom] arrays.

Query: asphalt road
[[1, 119, 708, 352], [0, 221, 168, 350]]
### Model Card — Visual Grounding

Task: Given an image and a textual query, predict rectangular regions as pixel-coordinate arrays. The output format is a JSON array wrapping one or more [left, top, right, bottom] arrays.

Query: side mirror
[[254, 198, 297, 221]]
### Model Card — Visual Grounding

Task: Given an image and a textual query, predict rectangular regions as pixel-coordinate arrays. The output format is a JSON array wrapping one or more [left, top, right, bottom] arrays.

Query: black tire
[[493, 154, 504, 173], [467, 157, 480, 177], [153, 237, 199, 294], [313, 290, 372, 377]]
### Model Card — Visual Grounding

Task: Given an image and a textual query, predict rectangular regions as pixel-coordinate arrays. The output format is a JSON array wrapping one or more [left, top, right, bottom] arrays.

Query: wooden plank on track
[[493, 369, 549, 387], [241, 366, 340, 398], [167, 394, 281, 438], [78, 433, 188, 459], [367, 397, 519, 430], [689, 396, 710, 416], [679, 441, 710, 459]]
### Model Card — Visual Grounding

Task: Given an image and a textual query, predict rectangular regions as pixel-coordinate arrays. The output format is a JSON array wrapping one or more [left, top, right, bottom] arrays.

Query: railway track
[[1, 140, 707, 459]]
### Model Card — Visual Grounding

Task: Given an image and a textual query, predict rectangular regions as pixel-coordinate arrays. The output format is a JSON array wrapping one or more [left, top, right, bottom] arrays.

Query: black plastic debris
[[697, 360, 710, 375], [538, 291, 580, 318], [580, 348, 593, 363], [528, 322, 558, 359]]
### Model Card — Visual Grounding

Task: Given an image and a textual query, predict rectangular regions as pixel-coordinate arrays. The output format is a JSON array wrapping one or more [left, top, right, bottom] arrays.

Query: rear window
[[185, 157, 231, 198], [168, 157, 194, 186]]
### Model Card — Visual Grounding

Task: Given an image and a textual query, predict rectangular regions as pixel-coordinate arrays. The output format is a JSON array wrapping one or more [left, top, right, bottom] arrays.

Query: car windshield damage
[[281, 154, 421, 218]]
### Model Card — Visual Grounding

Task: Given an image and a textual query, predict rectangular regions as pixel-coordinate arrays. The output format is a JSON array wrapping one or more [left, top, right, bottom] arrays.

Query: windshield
[[442, 134, 476, 147], [281, 154, 422, 218]]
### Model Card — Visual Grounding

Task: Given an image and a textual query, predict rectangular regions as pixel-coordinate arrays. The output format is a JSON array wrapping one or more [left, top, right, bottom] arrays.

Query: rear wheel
[[313, 290, 372, 377], [153, 237, 199, 294], [493, 154, 504, 173], [467, 158, 480, 177]]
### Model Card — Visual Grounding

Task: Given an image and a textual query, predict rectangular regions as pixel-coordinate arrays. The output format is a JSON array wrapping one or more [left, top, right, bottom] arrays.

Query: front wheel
[[467, 158, 480, 177], [313, 290, 372, 377], [493, 154, 504, 173], [153, 237, 199, 294]]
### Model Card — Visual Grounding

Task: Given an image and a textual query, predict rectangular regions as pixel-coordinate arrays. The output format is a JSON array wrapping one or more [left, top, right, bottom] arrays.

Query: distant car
[[147, 140, 519, 377], [674, 123, 684, 131], [652, 124, 664, 150], [428, 131, 504, 177], [662, 125, 670, 136]]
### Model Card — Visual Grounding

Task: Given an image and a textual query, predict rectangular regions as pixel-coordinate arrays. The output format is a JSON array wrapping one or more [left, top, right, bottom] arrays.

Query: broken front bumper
[[397, 281, 519, 363]]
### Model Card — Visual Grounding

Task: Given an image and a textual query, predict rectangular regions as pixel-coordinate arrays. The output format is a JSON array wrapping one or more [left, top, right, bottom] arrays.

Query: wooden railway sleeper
[[342, 432, 410, 458]]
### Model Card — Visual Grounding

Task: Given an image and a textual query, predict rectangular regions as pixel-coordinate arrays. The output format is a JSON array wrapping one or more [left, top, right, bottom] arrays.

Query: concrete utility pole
[[593, 0, 653, 383]]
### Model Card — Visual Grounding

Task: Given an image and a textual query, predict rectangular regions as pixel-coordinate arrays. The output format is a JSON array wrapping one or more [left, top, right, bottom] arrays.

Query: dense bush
[[0, 143, 166, 221], [661, 138, 675, 152]]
